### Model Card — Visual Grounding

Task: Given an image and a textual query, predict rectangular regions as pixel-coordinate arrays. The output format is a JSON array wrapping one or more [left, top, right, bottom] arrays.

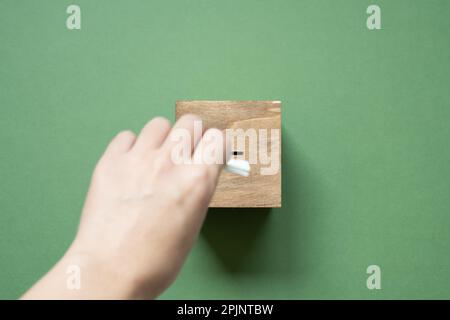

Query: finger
[[133, 117, 171, 153], [104, 130, 137, 156], [161, 114, 204, 155], [192, 128, 227, 181]]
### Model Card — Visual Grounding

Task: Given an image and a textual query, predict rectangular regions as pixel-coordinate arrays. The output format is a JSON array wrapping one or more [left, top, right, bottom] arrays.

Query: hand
[[22, 115, 227, 299]]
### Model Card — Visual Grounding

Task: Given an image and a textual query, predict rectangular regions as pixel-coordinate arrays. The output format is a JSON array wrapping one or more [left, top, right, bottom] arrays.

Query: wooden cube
[[175, 101, 281, 208]]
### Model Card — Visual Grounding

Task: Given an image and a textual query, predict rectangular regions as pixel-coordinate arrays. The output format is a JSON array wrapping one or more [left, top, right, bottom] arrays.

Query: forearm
[[21, 246, 154, 300]]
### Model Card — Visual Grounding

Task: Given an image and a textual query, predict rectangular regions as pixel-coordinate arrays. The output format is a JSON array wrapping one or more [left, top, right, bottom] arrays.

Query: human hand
[[23, 115, 227, 299]]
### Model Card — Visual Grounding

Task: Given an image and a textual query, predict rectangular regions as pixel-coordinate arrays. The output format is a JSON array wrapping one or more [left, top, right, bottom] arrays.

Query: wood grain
[[176, 101, 281, 208]]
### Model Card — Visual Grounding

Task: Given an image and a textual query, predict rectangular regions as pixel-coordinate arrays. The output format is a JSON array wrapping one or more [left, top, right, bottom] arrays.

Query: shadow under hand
[[201, 208, 271, 273]]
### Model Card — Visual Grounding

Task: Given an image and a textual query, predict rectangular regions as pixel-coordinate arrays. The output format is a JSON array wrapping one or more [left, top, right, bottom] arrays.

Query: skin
[[22, 114, 227, 299]]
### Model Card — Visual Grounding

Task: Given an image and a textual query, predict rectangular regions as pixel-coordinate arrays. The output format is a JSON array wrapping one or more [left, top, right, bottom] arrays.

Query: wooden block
[[176, 101, 281, 208]]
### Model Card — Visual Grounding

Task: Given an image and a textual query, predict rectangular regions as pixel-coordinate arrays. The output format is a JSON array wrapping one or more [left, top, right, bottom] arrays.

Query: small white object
[[225, 159, 250, 177]]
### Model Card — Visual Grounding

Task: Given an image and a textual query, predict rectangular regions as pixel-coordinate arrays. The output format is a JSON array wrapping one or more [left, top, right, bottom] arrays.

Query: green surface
[[1, 0, 449, 299]]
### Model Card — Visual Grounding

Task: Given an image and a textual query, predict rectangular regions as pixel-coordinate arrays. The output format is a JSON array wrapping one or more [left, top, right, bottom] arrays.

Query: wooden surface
[[176, 101, 281, 207]]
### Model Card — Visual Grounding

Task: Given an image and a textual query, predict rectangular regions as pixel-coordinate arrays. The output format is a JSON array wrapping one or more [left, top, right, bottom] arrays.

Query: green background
[[1, 0, 449, 299]]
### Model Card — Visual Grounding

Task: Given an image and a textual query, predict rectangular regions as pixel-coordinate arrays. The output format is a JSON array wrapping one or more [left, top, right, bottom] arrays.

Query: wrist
[[61, 241, 151, 299]]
